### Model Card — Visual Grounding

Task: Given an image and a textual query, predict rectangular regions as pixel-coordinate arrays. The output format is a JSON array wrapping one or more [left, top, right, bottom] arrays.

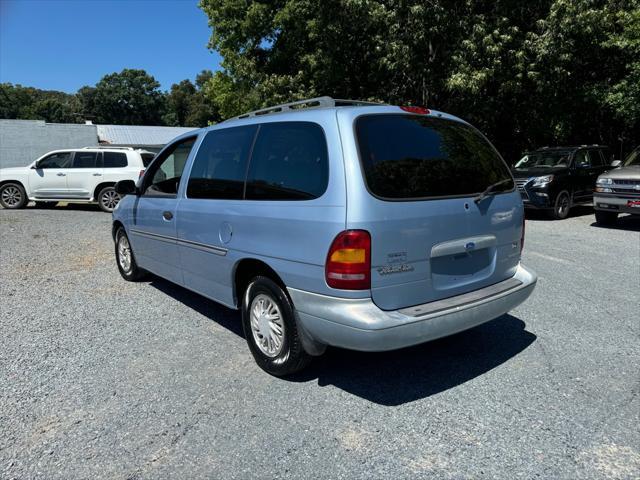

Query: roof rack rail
[[82, 146, 134, 150], [227, 96, 385, 121]]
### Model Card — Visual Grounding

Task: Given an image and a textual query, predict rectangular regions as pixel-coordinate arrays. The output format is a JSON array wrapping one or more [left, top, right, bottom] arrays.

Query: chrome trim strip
[[130, 228, 177, 244], [177, 237, 228, 256], [129, 229, 228, 255]]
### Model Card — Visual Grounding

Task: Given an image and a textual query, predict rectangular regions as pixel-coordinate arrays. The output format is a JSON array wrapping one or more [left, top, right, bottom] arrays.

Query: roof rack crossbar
[[227, 96, 385, 121]]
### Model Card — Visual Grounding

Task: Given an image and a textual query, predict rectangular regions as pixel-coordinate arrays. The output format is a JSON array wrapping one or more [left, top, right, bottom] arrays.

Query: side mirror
[[115, 179, 138, 196], [610, 159, 622, 168]]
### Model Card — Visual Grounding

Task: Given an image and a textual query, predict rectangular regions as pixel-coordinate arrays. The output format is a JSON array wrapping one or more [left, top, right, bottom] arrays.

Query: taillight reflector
[[400, 106, 430, 115], [325, 230, 371, 290], [139, 169, 145, 179], [521, 216, 526, 253]]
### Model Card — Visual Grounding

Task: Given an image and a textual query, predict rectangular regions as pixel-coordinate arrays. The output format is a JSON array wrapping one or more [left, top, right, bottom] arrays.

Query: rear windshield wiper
[[473, 179, 513, 204]]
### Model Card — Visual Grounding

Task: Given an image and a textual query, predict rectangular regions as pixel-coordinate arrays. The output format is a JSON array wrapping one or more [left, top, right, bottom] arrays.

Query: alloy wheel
[[1, 186, 22, 207], [101, 189, 120, 211], [117, 234, 132, 273]]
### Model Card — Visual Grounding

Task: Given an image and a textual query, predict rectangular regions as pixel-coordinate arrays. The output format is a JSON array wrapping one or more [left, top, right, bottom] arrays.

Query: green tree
[[85, 69, 166, 125], [164, 70, 220, 126], [199, 0, 639, 160]]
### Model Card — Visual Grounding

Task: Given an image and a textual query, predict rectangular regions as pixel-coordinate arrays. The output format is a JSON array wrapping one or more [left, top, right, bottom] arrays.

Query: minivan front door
[[130, 136, 197, 285]]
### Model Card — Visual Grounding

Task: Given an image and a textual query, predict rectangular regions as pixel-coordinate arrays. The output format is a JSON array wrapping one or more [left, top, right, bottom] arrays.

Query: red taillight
[[139, 169, 145, 179], [521, 216, 526, 253], [400, 106, 430, 115], [325, 230, 371, 290]]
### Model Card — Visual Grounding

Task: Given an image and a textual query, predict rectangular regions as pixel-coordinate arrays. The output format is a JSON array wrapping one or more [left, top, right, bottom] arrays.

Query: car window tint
[[356, 114, 512, 199], [187, 126, 257, 200], [245, 122, 329, 200], [71, 151, 98, 168], [574, 150, 590, 168], [38, 152, 72, 169], [144, 137, 196, 196], [141, 153, 155, 167], [103, 152, 128, 168]]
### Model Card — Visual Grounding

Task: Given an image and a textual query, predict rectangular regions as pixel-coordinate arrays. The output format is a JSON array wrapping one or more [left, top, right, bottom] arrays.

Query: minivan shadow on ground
[[288, 315, 535, 406], [149, 277, 536, 406]]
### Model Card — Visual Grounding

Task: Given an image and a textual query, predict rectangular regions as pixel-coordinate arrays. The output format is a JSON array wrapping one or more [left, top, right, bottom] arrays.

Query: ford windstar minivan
[[111, 97, 537, 376]]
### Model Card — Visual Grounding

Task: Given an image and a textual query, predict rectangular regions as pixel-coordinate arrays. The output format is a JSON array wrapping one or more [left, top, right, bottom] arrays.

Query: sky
[[0, 0, 222, 93]]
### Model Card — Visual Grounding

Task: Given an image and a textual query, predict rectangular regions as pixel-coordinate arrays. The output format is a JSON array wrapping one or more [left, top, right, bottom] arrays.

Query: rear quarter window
[[103, 152, 128, 168], [355, 114, 513, 200], [245, 122, 328, 201]]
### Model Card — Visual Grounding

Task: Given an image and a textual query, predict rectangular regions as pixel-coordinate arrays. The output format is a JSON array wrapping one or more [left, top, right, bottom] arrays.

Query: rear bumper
[[288, 264, 537, 352], [594, 194, 640, 215]]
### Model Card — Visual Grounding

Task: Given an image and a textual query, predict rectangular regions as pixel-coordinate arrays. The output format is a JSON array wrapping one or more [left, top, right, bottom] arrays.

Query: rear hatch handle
[[431, 235, 496, 258]]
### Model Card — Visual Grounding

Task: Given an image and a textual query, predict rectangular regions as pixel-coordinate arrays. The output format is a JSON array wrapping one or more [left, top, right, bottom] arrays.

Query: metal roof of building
[[96, 124, 197, 146]]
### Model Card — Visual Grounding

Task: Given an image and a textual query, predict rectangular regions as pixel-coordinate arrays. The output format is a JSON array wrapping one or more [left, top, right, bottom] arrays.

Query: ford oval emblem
[[465, 242, 476, 251]]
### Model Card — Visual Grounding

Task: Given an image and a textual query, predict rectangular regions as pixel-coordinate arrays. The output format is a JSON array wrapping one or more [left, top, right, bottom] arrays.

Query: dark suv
[[512, 146, 613, 219]]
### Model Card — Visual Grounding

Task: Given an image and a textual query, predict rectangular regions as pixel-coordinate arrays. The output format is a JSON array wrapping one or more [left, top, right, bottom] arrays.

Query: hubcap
[[101, 189, 120, 210], [117, 234, 132, 272], [250, 294, 285, 357], [1, 186, 22, 207]]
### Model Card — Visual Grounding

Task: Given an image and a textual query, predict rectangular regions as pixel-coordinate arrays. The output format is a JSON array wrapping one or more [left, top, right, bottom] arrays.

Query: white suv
[[0, 147, 155, 212]]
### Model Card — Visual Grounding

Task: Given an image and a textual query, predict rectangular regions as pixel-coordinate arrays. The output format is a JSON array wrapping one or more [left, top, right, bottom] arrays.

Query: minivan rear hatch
[[350, 112, 522, 311]]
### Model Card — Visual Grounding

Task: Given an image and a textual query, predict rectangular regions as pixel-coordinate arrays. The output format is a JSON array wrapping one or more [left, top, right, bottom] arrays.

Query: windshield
[[355, 114, 513, 200], [624, 147, 640, 167], [514, 151, 572, 169]]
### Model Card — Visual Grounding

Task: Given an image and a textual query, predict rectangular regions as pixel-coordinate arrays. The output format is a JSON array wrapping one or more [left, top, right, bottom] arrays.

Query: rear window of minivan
[[355, 114, 513, 200]]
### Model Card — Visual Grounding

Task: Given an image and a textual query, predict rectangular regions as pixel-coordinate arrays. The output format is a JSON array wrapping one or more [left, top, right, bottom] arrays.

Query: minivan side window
[[103, 152, 128, 168], [37, 152, 72, 169], [143, 137, 196, 196], [186, 125, 258, 200], [71, 151, 98, 168], [245, 122, 329, 200]]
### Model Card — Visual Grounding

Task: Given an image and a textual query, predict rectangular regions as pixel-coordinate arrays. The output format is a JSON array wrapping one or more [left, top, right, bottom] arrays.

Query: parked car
[[111, 97, 537, 376], [0, 147, 155, 212], [512, 145, 612, 219], [593, 146, 640, 225]]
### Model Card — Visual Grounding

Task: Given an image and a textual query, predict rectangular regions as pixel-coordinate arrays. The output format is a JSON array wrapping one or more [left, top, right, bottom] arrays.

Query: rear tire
[[115, 227, 147, 281], [241, 276, 312, 376], [0, 182, 27, 209], [595, 210, 618, 226], [550, 191, 571, 220], [98, 186, 121, 213]]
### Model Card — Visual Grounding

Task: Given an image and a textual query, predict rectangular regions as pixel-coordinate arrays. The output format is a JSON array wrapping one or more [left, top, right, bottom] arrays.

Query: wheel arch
[[112, 220, 125, 240], [93, 182, 117, 201], [0, 179, 27, 190], [233, 258, 287, 308]]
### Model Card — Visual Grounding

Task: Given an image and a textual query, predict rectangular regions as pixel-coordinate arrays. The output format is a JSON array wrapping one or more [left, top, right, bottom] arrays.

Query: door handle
[[162, 211, 173, 221], [56, 172, 66, 177], [93, 173, 102, 176]]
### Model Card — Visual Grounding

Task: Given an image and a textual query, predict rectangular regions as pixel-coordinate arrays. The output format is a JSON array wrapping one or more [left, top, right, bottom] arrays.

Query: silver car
[[594, 146, 640, 225]]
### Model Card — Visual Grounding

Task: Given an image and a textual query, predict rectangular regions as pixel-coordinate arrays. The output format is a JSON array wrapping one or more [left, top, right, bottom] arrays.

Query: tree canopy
[[199, 0, 639, 161], [1, 69, 220, 128]]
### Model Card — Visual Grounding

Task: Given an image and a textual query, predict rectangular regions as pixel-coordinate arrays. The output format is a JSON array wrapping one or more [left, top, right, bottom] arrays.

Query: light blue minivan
[[112, 97, 537, 376]]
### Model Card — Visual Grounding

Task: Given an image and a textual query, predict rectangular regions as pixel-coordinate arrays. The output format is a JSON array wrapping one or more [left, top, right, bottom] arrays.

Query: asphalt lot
[[1, 204, 638, 479]]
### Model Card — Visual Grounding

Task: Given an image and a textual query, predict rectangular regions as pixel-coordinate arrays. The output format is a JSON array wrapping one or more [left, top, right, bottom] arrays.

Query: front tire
[[0, 182, 27, 209], [242, 276, 311, 376], [595, 210, 618, 226], [115, 227, 147, 281], [98, 186, 121, 213], [550, 191, 571, 220]]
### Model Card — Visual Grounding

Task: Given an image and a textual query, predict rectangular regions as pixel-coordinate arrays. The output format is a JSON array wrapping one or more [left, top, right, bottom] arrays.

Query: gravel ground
[[1, 204, 638, 479]]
